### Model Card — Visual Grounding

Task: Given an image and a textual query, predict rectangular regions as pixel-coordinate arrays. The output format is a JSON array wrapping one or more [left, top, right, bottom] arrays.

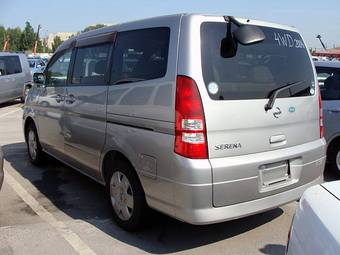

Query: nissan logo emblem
[[273, 107, 282, 118]]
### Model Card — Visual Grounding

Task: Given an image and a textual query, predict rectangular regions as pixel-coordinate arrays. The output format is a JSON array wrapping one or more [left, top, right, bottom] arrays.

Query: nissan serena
[[23, 14, 326, 230]]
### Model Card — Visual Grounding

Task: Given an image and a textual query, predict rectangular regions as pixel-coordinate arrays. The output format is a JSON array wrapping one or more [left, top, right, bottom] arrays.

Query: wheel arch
[[23, 116, 36, 142], [327, 135, 340, 156], [101, 150, 140, 186]]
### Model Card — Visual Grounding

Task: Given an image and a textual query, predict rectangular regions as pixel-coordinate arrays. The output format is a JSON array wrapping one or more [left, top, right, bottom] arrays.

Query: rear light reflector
[[175, 75, 208, 159], [182, 132, 205, 144], [318, 83, 324, 138]]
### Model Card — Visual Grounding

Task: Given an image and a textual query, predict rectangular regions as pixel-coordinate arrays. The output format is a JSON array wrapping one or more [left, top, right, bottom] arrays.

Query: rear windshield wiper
[[114, 78, 146, 85], [265, 80, 306, 111]]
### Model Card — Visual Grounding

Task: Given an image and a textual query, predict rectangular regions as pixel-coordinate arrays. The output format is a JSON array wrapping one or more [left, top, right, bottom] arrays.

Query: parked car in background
[[24, 14, 326, 231], [314, 61, 340, 175], [287, 181, 340, 255], [27, 57, 46, 75], [0, 52, 33, 103], [0, 147, 3, 191]]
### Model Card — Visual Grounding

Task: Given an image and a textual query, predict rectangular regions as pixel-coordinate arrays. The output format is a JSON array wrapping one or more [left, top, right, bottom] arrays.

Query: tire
[[328, 143, 340, 176], [26, 123, 45, 166], [21, 86, 30, 103], [106, 160, 147, 231]]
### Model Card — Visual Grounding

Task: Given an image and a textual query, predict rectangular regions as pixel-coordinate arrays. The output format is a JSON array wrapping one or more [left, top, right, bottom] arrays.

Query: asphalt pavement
[[0, 101, 336, 255]]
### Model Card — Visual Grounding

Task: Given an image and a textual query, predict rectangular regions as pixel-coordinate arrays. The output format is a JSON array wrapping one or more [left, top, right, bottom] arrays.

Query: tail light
[[318, 83, 324, 138], [175, 75, 208, 159]]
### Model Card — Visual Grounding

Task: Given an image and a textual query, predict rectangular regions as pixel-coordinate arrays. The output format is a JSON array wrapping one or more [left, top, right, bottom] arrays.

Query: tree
[[51, 36, 63, 52], [7, 27, 22, 52], [82, 24, 106, 33], [19, 21, 35, 51], [0, 26, 6, 50]]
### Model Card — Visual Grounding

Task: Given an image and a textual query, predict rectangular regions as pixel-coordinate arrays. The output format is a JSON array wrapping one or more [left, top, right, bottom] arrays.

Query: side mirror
[[234, 25, 265, 45], [33, 72, 45, 85]]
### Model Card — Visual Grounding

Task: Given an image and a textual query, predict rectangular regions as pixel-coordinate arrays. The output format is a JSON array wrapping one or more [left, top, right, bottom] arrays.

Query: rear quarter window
[[201, 22, 315, 100], [110, 27, 170, 84]]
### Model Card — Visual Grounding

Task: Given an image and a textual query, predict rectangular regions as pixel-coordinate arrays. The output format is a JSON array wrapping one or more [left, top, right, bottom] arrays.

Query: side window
[[72, 43, 111, 85], [46, 50, 72, 86], [316, 67, 340, 100], [111, 27, 170, 84], [0, 56, 22, 76], [0, 58, 6, 76], [6, 56, 22, 74]]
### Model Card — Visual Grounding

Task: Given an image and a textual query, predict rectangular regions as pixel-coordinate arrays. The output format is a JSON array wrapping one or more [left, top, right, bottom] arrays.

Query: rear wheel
[[328, 142, 340, 176], [26, 123, 45, 166], [106, 160, 147, 231], [21, 86, 31, 102]]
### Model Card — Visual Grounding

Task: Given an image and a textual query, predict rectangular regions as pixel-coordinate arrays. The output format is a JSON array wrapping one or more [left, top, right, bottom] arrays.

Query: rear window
[[201, 22, 315, 100], [316, 66, 340, 100]]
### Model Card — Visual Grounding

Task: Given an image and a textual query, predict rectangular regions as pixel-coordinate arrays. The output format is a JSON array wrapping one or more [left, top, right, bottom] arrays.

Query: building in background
[[312, 47, 340, 60], [45, 32, 77, 49]]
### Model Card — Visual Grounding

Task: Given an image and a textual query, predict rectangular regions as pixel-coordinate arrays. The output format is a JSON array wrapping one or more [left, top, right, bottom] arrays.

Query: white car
[[287, 181, 340, 255]]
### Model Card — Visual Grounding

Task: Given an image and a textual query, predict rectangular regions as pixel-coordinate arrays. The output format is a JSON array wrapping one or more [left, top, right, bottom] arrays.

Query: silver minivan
[[0, 52, 32, 103], [23, 14, 326, 230], [314, 60, 340, 175]]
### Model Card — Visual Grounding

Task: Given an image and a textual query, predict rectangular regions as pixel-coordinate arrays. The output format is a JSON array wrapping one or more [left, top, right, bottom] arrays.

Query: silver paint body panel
[[23, 14, 326, 224]]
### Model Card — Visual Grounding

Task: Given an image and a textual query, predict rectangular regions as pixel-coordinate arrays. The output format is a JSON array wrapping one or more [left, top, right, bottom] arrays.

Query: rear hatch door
[[200, 21, 320, 206]]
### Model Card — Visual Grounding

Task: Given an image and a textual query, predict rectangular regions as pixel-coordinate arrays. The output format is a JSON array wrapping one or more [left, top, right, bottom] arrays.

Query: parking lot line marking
[[0, 108, 22, 118], [4, 171, 97, 255]]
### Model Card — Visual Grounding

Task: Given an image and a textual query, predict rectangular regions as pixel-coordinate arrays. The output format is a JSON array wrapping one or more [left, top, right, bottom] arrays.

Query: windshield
[[315, 66, 340, 100], [201, 22, 315, 100], [28, 60, 36, 68]]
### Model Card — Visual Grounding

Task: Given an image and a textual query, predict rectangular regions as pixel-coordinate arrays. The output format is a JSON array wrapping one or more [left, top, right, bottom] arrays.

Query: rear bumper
[[211, 138, 326, 207], [148, 139, 326, 225], [174, 176, 322, 225]]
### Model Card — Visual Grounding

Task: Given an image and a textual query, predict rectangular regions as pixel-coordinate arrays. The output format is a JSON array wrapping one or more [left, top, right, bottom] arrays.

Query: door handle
[[270, 134, 286, 144], [66, 94, 76, 104], [55, 94, 64, 103]]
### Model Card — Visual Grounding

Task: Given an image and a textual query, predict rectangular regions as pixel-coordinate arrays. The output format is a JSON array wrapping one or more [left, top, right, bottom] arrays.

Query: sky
[[1, 0, 339, 49]]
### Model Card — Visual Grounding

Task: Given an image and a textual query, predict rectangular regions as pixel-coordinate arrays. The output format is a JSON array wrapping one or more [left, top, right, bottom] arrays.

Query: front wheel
[[106, 160, 147, 231], [26, 123, 45, 166]]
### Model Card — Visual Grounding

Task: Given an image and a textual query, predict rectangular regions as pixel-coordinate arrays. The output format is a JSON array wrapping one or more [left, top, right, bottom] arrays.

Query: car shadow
[[3, 142, 284, 254], [0, 100, 21, 108], [259, 244, 286, 255]]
